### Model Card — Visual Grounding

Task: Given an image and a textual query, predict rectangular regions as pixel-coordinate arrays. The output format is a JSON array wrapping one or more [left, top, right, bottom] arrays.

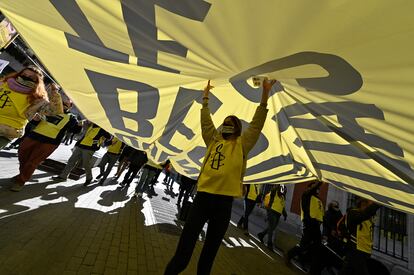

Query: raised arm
[[25, 84, 64, 119], [200, 80, 218, 146], [241, 79, 276, 154]]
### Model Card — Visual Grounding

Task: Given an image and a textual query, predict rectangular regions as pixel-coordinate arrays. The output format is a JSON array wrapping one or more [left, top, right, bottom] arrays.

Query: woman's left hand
[[263, 79, 277, 92]]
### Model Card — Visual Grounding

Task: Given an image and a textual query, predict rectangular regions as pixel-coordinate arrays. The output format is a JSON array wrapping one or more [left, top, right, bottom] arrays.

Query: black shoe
[[83, 179, 92, 186], [257, 232, 265, 244], [98, 179, 105, 186], [52, 176, 66, 182]]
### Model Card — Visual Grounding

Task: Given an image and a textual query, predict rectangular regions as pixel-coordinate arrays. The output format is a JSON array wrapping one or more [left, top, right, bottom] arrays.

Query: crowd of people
[[0, 67, 387, 275]]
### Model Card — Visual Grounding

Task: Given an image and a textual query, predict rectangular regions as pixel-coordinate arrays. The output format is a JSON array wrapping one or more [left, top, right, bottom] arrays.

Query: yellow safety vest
[[197, 137, 244, 197], [80, 125, 101, 147], [32, 114, 71, 139], [271, 194, 286, 214], [0, 82, 31, 129], [351, 218, 375, 254], [107, 138, 123, 154], [301, 195, 324, 222], [247, 184, 259, 201]]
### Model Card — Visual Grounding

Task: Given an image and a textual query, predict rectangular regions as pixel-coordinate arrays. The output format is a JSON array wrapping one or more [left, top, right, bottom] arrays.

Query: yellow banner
[[1, 0, 413, 212]]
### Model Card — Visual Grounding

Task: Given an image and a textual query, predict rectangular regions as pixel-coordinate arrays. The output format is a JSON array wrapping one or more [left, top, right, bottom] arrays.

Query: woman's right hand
[[203, 80, 214, 98]]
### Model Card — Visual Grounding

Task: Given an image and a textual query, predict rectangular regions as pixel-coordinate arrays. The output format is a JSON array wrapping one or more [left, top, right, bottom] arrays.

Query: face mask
[[222, 125, 235, 134], [16, 76, 36, 89]]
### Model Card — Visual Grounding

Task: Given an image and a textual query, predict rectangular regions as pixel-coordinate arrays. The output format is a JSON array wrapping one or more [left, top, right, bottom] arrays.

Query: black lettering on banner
[[158, 87, 222, 154], [187, 146, 205, 166], [176, 159, 201, 175], [273, 101, 414, 185], [230, 51, 363, 102], [121, 0, 211, 73], [328, 178, 414, 210], [239, 119, 269, 159], [51, 0, 211, 73], [244, 154, 308, 179], [150, 145, 158, 159], [115, 133, 140, 148], [85, 70, 160, 138], [50, 0, 129, 63]]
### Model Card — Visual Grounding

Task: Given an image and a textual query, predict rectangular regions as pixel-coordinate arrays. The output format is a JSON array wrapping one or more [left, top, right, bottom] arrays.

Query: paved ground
[[0, 144, 301, 275]]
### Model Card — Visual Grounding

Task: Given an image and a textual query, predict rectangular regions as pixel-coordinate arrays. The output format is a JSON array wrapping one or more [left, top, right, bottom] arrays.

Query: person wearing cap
[[165, 79, 276, 275], [11, 96, 81, 191], [0, 65, 63, 150]]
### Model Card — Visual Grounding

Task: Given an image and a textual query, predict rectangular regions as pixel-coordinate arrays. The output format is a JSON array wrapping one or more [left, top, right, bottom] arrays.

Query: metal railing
[[347, 194, 408, 262]]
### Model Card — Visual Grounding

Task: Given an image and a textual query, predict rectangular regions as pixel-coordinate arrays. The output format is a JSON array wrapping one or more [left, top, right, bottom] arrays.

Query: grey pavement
[[0, 144, 301, 275]]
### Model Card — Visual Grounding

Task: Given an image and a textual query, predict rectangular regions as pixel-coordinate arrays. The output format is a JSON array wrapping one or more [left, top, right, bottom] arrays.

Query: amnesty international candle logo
[[0, 90, 12, 109], [210, 143, 225, 170]]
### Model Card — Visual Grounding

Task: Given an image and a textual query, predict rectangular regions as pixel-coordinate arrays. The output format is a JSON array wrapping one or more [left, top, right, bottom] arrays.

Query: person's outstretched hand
[[263, 79, 277, 92], [261, 79, 277, 104], [203, 80, 214, 98]]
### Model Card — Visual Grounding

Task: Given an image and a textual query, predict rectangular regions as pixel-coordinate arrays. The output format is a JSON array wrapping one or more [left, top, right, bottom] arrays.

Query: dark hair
[[1, 66, 47, 103], [356, 197, 370, 208]]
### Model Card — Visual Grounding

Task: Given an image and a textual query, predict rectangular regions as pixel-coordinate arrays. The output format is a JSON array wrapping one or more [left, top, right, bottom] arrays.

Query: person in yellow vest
[[10, 97, 81, 191], [286, 180, 325, 274], [134, 158, 163, 198], [164, 79, 277, 275], [52, 122, 111, 186], [237, 183, 261, 234], [340, 198, 380, 275], [258, 185, 287, 251], [0, 66, 63, 150], [95, 137, 125, 185]]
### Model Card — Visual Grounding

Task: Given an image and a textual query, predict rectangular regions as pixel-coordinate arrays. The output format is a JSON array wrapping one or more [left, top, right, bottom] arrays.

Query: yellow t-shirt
[[197, 104, 268, 197], [356, 218, 375, 254], [80, 125, 101, 147], [247, 184, 259, 201], [0, 82, 30, 129], [197, 137, 244, 197], [107, 138, 123, 154], [32, 114, 71, 139], [301, 195, 324, 222], [271, 194, 286, 214]]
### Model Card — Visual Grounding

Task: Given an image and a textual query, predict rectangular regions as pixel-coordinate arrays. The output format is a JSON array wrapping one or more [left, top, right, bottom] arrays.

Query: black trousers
[[164, 192, 233, 275], [340, 249, 370, 275], [177, 183, 193, 206], [287, 224, 322, 275], [122, 164, 142, 185], [237, 198, 256, 230]]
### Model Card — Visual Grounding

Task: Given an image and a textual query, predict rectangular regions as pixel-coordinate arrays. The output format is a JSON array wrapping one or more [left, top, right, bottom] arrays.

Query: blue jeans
[[260, 209, 281, 245]]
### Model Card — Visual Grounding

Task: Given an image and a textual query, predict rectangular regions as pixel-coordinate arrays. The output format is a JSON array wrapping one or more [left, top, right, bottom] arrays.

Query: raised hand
[[203, 80, 214, 98]]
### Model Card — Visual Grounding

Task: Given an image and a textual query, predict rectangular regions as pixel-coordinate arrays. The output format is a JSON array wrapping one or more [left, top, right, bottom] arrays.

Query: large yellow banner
[[1, 0, 413, 213]]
